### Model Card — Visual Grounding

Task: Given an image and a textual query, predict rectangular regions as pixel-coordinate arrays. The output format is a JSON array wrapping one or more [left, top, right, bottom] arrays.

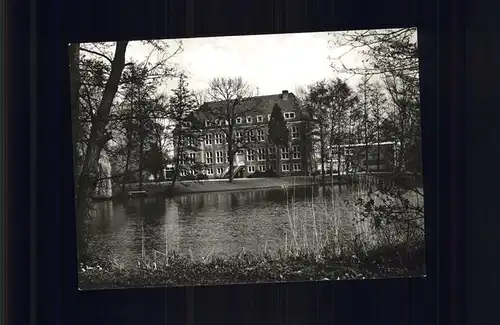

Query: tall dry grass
[[278, 175, 424, 262]]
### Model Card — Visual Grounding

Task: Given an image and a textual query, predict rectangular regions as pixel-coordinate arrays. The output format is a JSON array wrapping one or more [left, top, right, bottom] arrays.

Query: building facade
[[179, 90, 313, 179]]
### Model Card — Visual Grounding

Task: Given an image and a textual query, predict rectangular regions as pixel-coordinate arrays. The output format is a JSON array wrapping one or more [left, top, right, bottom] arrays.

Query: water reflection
[[81, 184, 415, 265]]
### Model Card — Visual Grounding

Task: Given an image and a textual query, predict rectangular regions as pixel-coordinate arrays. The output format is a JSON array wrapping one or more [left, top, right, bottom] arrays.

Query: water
[[81, 185, 423, 266]]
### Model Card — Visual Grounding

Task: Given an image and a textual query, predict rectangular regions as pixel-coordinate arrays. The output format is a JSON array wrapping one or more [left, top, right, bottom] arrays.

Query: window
[[291, 126, 300, 139], [267, 114, 271, 121], [282, 164, 290, 172], [293, 163, 302, 172], [344, 148, 354, 156], [281, 147, 289, 160], [204, 120, 210, 127], [247, 130, 255, 142], [214, 119, 219, 125], [247, 165, 255, 173], [184, 136, 196, 147], [205, 152, 213, 164], [215, 133, 223, 144], [189, 152, 196, 162], [257, 148, 266, 161], [236, 117, 242, 124], [258, 165, 266, 172], [257, 130, 265, 142], [268, 147, 276, 160], [205, 134, 212, 145], [257, 115, 264, 123], [216, 167, 224, 175], [206, 168, 214, 175], [292, 146, 301, 159], [284, 112, 296, 120], [216, 151, 224, 164], [247, 150, 255, 161], [224, 120, 229, 125], [246, 116, 253, 124], [180, 170, 187, 177], [235, 131, 243, 141]]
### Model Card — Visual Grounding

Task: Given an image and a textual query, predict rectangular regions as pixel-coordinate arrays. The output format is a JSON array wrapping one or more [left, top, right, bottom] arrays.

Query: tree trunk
[[75, 41, 128, 257], [364, 88, 369, 175], [139, 117, 144, 191], [122, 99, 134, 193], [337, 144, 341, 177], [377, 123, 381, 174], [69, 43, 81, 185], [171, 133, 182, 187], [320, 125, 325, 182]]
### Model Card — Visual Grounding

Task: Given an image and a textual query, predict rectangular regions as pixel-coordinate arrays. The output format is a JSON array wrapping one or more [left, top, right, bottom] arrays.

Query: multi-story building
[[180, 90, 313, 179]]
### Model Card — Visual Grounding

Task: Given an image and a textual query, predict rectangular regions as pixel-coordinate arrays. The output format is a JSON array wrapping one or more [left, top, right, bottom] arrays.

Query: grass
[[80, 175, 426, 289], [79, 240, 425, 289]]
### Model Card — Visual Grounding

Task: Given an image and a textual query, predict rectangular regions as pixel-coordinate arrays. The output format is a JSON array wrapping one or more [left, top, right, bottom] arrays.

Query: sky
[[120, 30, 376, 97]]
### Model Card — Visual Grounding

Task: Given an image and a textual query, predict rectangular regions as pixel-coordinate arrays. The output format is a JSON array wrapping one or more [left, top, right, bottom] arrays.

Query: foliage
[[353, 179, 424, 247], [267, 104, 290, 148]]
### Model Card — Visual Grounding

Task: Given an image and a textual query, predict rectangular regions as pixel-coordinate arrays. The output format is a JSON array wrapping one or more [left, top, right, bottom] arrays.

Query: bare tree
[[204, 77, 263, 183], [329, 27, 421, 177], [304, 80, 330, 182], [192, 89, 208, 108]]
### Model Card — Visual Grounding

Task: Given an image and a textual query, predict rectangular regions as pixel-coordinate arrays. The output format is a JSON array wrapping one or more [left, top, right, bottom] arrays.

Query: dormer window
[[257, 115, 264, 123], [284, 112, 296, 120], [246, 116, 253, 124], [236, 117, 242, 124], [205, 120, 210, 127]]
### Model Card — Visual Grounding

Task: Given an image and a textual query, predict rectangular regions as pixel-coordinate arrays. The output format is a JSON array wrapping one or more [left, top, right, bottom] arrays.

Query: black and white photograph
[[71, 28, 425, 290]]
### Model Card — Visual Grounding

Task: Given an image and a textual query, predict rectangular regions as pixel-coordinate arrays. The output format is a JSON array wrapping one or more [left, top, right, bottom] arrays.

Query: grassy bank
[[122, 175, 346, 197], [79, 240, 425, 289], [81, 176, 425, 289]]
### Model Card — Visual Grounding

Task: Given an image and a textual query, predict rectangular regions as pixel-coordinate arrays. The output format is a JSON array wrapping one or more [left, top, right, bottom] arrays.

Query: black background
[[7, 0, 496, 323]]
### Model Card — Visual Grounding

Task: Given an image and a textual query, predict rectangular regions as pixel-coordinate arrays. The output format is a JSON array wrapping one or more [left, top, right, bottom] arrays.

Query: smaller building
[[316, 142, 399, 174]]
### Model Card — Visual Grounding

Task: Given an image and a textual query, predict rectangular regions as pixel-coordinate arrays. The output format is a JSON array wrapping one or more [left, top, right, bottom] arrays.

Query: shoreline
[[91, 172, 419, 200], [124, 175, 344, 197]]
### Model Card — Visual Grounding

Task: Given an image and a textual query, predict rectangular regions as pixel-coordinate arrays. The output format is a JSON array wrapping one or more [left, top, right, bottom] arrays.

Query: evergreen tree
[[268, 104, 290, 173], [167, 73, 203, 186]]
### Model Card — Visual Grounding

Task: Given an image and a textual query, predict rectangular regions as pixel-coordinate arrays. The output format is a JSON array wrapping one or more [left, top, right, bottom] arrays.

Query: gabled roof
[[196, 92, 306, 119]]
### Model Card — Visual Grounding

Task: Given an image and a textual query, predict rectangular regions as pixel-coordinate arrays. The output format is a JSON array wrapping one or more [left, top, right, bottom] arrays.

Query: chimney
[[281, 90, 289, 100]]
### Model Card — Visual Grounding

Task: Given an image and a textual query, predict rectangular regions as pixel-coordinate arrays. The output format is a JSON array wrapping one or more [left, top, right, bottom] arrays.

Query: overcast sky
[[121, 30, 376, 97]]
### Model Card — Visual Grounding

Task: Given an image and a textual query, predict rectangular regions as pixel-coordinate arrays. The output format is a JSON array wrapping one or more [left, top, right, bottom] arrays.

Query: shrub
[[248, 170, 280, 178]]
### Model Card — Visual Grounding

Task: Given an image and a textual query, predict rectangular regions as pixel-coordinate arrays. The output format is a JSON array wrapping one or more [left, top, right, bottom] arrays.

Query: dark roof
[[196, 92, 306, 119]]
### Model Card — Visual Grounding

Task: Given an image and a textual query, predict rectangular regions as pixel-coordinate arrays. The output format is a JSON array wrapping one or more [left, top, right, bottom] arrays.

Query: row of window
[[200, 163, 302, 176], [203, 146, 301, 164], [179, 162, 302, 177], [205, 112, 297, 127], [204, 127, 300, 145]]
